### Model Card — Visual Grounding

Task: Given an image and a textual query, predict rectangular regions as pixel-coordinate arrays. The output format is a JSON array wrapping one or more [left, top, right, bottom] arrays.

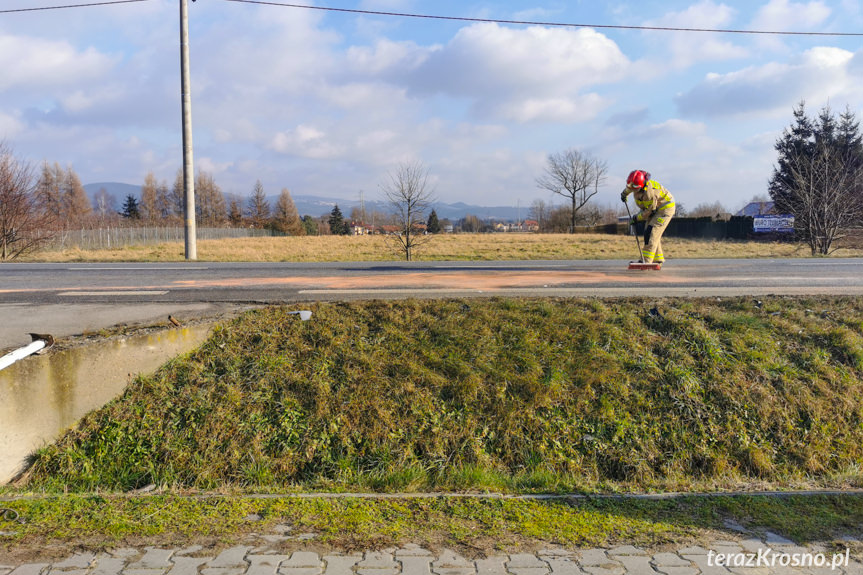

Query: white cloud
[[646, 1, 748, 68], [196, 157, 235, 176], [346, 39, 430, 76], [511, 7, 562, 21], [0, 34, 116, 92], [359, 0, 417, 9], [406, 23, 629, 123], [675, 46, 855, 117], [322, 82, 409, 112], [0, 112, 24, 139], [270, 125, 343, 159], [642, 118, 708, 139], [751, 0, 831, 31], [500, 94, 608, 124]]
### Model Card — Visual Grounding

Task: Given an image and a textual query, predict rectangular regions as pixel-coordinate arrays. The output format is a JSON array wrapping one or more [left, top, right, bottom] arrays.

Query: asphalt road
[[2, 258, 862, 349]]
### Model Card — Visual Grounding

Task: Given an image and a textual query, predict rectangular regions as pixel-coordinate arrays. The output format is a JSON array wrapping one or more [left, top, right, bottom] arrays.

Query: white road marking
[[787, 262, 863, 266], [58, 291, 170, 296], [432, 264, 571, 269], [299, 289, 485, 295], [68, 267, 208, 271]]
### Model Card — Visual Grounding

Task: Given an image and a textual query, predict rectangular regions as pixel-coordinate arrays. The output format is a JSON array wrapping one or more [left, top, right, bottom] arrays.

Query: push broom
[[623, 199, 662, 271]]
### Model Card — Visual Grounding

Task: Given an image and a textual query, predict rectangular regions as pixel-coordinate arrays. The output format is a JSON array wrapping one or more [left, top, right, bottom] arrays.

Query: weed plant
[[28, 297, 863, 493]]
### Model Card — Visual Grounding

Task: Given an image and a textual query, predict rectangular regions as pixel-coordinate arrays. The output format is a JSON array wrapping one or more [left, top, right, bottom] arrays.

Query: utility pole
[[180, 0, 196, 260]]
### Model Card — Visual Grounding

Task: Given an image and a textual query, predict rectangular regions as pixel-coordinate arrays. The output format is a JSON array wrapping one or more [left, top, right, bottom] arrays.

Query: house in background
[[736, 201, 776, 217]]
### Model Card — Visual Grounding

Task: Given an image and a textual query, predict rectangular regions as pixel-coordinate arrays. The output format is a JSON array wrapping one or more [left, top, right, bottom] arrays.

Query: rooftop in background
[[736, 201, 776, 217]]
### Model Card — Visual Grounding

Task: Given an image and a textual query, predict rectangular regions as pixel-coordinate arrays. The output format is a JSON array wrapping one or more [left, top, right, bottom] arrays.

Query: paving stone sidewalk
[[1, 535, 861, 575]]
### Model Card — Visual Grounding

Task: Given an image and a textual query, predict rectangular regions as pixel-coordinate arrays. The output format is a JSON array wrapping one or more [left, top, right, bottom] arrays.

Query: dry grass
[[24, 233, 863, 262]]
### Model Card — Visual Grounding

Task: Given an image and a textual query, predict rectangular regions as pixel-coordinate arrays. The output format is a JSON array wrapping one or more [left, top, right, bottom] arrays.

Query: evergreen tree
[[302, 215, 318, 235], [121, 194, 141, 220], [246, 179, 270, 228], [426, 209, 441, 233], [228, 198, 243, 226], [328, 204, 348, 235], [770, 102, 815, 215], [838, 106, 863, 175], [769, 102, 863, 254]]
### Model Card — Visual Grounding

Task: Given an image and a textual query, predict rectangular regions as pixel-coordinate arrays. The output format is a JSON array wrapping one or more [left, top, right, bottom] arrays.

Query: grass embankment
[[26, 297, 863, 494], [2, 494, 863, 554], [24, 233, 863, 262]]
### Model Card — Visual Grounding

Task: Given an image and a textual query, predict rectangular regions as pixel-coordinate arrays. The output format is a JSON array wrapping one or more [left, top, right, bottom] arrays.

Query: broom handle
[[623, 200, 643, 263]]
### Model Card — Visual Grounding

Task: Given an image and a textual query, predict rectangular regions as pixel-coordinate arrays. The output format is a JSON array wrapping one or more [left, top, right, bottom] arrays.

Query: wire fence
[[42, 227, 282, 251]]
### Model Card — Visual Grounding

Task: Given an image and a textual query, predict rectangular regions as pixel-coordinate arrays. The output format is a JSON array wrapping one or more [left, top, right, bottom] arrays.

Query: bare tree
[[381, 161, 435, 261], [35, 161, 64, 222], [536, 148, 607, 233], [0, 143, 55, 260], [688, 201, 729, 219], [196, 170, 226, 226], [170, 169, 186, 218], [62, 167, 92, 226], [155, 179, 172, 220], [458, 214, 483, 233], [140, 172, 159, 222], [529, 199, 549, 232], [771, 104, 863, 255], [783, 141, 863, 254], [93, 187, 118, 222]]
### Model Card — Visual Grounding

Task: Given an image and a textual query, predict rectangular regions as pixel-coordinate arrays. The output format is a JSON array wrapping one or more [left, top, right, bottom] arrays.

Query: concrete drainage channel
[[0, 324, 215, 484]]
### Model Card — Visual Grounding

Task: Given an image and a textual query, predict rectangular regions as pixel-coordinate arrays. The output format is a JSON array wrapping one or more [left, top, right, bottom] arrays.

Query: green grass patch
[[22, 297, 863, 493], [2, 494, 862, 553]]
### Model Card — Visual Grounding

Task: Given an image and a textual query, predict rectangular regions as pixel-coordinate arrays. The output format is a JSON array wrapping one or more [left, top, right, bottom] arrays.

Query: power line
[[222, 0, 863, 37], [0, 0, 151, 15]]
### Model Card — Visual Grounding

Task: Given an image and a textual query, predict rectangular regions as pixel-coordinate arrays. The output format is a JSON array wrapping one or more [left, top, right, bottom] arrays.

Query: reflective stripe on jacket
[[631, 180, 674, 221]]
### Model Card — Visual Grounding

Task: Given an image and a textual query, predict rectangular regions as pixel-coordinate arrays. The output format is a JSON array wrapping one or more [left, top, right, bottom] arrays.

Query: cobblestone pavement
[[1, 533, 861, 575]]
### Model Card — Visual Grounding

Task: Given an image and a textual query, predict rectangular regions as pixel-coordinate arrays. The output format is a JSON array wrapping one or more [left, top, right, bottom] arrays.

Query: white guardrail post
[[0, 334, 54, 372]]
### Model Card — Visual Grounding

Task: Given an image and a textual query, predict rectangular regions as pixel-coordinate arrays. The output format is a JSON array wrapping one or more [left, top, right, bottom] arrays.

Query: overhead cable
[[222, 0, 863, 37], [0, 0, 150, 14]]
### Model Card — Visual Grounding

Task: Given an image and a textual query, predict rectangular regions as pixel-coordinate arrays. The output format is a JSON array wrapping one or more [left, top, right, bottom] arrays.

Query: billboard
[[753, 215, 794, 234]]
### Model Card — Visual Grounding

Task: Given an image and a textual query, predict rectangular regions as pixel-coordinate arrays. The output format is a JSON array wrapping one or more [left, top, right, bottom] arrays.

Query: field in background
[[22, 233, 863, 262]]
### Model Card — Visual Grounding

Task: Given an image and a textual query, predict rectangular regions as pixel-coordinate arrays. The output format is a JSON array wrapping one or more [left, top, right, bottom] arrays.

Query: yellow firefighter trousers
[[642, 206, 675, 263]]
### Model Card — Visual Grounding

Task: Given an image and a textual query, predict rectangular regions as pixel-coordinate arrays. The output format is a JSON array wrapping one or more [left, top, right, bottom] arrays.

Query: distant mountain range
[[83, 182, 527, 221]]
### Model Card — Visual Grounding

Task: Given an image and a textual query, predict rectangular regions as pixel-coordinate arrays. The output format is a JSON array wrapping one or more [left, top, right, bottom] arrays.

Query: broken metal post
[[0, 333, 54, 372]]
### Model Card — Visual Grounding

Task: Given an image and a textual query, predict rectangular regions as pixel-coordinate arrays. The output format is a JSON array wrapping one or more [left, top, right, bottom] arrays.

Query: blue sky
[[2, 0, 862, 213]]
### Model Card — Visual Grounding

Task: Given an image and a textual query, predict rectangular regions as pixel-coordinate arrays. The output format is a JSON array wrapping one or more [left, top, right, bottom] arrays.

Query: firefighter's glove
[[620, 190, 629, 203], [631, 215, 639, 224]]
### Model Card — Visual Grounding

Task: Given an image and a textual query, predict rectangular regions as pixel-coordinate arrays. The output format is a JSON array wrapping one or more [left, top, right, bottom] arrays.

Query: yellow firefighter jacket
[[624, 180, 675, 222]]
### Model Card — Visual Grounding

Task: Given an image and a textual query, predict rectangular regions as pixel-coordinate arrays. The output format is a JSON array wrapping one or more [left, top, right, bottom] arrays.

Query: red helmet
[[626, 170, 650, 189]]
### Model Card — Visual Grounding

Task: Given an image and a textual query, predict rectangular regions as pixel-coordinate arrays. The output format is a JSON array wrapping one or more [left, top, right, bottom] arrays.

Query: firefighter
[[620, 170, 675, 264]]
